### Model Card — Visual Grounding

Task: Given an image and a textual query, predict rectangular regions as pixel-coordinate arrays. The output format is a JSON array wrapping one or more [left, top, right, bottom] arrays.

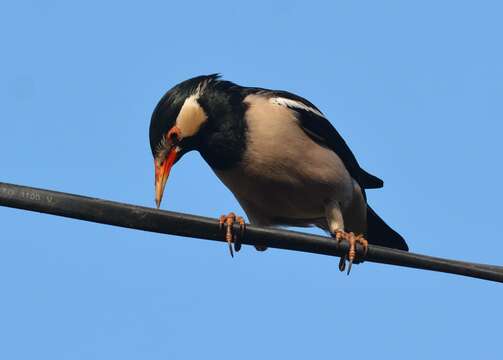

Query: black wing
[[242, 88, 383, 189]]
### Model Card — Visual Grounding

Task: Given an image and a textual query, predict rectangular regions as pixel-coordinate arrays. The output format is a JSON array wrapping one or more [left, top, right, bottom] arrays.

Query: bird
[[149, 74, 408, 272]]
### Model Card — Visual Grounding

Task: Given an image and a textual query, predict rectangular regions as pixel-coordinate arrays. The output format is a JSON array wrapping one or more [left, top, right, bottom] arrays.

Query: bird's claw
[[335, 231, 368, 275], [219, 212, 246, 257]]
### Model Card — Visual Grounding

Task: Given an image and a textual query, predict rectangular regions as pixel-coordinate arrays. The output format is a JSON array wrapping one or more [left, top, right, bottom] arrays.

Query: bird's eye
[[166, 126, 182, 144], [155, 126, 182, 162], [167, 132, 178, 143]]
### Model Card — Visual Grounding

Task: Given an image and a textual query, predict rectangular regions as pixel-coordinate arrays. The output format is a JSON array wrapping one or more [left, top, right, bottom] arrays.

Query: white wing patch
[[269, 97, 325, 118]]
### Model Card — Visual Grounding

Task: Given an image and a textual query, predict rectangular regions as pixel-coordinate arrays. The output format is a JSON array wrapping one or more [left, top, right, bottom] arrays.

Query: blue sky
[[0, 1, 502, 358]]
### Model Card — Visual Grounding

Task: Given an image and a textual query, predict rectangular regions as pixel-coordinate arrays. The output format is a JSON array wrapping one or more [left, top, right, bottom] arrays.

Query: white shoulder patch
[[269, 97, 325, 118]]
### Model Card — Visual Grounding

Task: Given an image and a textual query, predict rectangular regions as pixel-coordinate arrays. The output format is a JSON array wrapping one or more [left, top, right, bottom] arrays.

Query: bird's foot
[[335, 231, 368, 275], [219, 212, 246, 257]]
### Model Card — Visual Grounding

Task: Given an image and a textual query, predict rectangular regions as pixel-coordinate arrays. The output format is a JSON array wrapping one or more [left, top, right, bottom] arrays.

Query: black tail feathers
[[359, 169, 384, 189], [366, 206, 408, 251]]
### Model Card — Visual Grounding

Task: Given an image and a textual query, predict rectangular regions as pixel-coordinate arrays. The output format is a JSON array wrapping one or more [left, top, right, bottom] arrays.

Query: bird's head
[[149, 75, 214, 208]]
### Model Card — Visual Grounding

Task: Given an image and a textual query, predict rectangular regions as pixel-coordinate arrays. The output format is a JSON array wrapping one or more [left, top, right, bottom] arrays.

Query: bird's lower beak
[[155, 147, 179, 208]]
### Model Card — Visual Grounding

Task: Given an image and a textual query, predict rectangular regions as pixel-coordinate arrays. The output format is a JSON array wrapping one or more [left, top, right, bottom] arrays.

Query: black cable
[[0, 181, 502, 283]]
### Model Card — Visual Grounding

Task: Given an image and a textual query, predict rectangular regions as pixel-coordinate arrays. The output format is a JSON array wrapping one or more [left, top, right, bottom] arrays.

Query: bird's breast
[[212, 94, 354, 226]]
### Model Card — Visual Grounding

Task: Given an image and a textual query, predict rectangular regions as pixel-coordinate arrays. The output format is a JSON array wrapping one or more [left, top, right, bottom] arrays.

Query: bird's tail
[[366, 206, 408, 251]]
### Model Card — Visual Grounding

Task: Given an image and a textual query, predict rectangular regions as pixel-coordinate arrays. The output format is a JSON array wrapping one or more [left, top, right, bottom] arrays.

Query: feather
[[241, 88, 384, 189]]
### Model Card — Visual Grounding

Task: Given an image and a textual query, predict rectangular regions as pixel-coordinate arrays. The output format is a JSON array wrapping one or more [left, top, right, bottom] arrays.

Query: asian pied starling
[[149, 74, 408, 272]]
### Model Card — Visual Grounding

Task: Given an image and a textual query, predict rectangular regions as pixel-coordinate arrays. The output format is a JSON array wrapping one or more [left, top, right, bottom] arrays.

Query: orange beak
[[155, 147, 179, 208]]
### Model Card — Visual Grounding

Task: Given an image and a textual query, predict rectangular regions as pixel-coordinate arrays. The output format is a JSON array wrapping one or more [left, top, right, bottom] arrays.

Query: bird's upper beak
[[154, 146, 179, 208], [155, 127, 183, 208]]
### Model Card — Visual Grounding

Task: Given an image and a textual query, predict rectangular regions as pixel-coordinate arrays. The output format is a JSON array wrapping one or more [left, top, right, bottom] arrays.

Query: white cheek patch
[[269, 97, 325, 118], [175, 95, 208, 138]]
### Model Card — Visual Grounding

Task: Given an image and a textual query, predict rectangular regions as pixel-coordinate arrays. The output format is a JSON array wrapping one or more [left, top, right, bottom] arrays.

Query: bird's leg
[[218, 212, 246, 257], [335, 231, 368, 275]]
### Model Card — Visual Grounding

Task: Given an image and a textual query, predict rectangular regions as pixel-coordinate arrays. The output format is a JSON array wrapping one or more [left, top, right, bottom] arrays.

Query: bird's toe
[[333, 230, 368, 274], [218, 212, 246, 257]]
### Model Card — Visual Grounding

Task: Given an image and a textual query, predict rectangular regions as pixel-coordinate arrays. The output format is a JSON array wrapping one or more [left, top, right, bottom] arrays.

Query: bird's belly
[[213, 145, 353, 226], [217, 174, 326, 224]]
